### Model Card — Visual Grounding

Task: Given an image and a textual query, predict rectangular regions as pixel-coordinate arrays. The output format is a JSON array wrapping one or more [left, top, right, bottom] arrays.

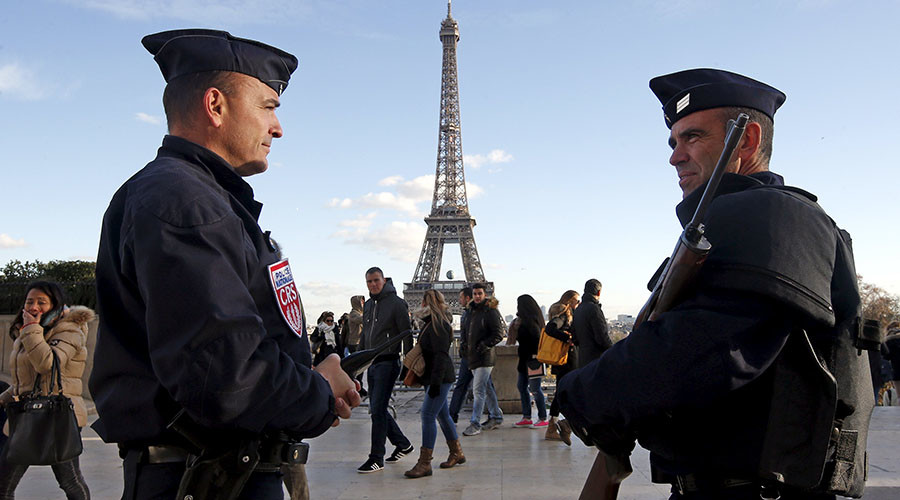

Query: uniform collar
[[675, 171, 784, 227], [159, 135, 264, 220]]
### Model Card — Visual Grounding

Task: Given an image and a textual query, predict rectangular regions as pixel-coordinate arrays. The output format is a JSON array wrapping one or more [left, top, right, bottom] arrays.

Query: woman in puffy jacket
[[404, 290, 464, 478], [0, 281, 91, 499]]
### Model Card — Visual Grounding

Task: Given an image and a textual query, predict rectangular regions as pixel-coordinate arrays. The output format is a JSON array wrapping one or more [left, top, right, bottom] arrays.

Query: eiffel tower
[[404, 0, 493, 315]]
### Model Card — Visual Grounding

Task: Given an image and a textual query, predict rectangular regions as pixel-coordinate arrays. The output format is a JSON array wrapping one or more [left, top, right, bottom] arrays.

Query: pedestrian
[[557, 68, 874, 499], [462, 283, 505, 436], [344, 295, 367, 395], [449, 287, 499, 423], [90, 29, 360, 499], [512, 294, 548, 429], [311, 311, 342, 365], [573, 279, 611, 368], [545, 290, 579, 445], [358, 267, 414, 473], [0, 281, 91, 500], [404, 290, 465, 478]]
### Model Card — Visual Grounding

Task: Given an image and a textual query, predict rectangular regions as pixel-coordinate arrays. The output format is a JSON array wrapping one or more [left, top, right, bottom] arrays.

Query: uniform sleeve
[[130, 211, 335, 437], [557, 289, 792, 448]]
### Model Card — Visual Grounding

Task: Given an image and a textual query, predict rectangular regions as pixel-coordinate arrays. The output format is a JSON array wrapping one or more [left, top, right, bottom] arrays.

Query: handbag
[[402, 343, 426, 377], [6, 350, 83, 465], [526, 357, 546, 379], [402, 367, 422, 388], [536, 327, 568, 366]]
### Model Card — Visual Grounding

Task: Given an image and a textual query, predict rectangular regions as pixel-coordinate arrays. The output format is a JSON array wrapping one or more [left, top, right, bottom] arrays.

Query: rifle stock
[[579, 113, 749, 500]]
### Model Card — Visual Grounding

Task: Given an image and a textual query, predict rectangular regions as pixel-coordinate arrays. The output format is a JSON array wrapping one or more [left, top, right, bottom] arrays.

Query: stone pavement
[[11, 394, 900, 499]]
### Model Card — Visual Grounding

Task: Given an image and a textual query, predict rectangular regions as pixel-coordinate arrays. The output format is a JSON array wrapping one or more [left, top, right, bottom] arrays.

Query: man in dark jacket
[[449, 287, 501, 423], [573, 279, 611, 368], [90, 29, 359, 499], [358, 267, 414, 473], [558, 69, 874, 499], [462, 283, 504, 436]]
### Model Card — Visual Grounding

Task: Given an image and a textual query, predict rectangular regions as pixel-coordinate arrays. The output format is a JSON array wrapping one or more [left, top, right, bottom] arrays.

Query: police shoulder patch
[[268, 259, 304, 337]]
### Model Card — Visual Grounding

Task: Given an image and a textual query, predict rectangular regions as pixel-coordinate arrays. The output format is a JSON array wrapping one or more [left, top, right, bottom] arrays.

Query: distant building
[[505, 314, 514, 324], [541, 305, 547, 319], [617, 314, 635, 326]]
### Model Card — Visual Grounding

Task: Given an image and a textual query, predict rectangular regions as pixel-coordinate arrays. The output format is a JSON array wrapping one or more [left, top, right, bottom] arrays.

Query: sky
[[1, 0, 899, 320]]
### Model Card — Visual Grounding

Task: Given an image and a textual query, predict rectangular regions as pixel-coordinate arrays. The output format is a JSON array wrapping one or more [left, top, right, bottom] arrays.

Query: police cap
[[649, 68, 785, 128], [142, 29, 298, 96]]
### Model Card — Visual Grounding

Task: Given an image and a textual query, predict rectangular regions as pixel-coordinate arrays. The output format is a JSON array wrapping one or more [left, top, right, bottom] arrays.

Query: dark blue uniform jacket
[[558, 171, 863, 483], [90, 135, 335, 445]]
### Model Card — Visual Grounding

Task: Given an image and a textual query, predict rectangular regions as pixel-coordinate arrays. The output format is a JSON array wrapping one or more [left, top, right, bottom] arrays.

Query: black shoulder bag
[[6, 349, 83, 465]]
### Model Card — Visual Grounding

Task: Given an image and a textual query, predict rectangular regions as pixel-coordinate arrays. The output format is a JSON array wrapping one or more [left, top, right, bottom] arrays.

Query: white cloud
[[333, 221, 425, 263], [465, 182, 484, 199], [338, 213, 377, 229], [0, 63, 44, 100], [135, 112, 161, 125], [464, 149, 514, 170], [328, 198, 353, 208], [378, 175, 403, 187], [358, 192, 420, 215], [0, 234, 27, 248]]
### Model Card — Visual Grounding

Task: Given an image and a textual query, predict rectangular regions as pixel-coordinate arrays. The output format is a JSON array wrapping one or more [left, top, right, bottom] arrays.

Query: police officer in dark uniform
[[89, 29, 360, 499], [557, 69, 875, 499]]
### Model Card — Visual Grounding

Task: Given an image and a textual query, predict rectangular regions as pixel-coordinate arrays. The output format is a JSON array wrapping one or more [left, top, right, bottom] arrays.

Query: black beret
[[649, 68, 785, 128], [142, 29, 298, 96]]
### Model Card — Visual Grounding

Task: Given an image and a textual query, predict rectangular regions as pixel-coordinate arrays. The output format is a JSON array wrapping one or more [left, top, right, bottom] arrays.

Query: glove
[[428, 384, 440, 398]]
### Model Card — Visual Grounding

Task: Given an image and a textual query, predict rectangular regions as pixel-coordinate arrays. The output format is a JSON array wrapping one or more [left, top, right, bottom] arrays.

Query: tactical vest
[[698, 182, 875, 497]]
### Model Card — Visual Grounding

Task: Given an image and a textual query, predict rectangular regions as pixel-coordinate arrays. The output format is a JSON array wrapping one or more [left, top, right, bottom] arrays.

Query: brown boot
[[404, 447, 433, 478], [557, 419, 572, 446], [440, 439, 466, 468], [545, 417, 562, 441]]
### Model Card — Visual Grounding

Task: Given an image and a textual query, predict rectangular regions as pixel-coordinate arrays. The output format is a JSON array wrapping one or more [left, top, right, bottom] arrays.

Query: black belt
[[670, 473, 756, 495], [126, 439, 308, 469]]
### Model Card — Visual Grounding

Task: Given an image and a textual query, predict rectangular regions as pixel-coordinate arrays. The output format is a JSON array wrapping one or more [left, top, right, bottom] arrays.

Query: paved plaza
[[10, 395, 900, 499]]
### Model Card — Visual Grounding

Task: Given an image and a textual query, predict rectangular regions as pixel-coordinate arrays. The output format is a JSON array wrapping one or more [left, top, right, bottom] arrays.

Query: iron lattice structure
[[405, 1, 493, 315]]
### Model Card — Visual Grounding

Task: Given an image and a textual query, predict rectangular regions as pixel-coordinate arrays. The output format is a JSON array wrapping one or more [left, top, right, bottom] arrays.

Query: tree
[[0, 259, 97, 313], [858, 275, 900, 327]]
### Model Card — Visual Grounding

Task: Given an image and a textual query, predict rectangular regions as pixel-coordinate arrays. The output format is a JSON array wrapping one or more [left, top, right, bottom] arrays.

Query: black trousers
[[121, 450, 284, 500]]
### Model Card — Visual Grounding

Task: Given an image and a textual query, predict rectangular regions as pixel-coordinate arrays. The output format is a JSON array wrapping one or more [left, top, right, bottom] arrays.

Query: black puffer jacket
[[466, 297, 503, 369], [362, 278, 413, 363], [573, 294, 611, 368], [418, 314, 456, 386]]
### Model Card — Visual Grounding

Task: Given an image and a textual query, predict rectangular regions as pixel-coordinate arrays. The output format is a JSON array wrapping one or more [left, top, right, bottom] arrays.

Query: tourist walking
[[405, 290, 465, 478], [462, 283, 504, 436], [545, 290, 579, 445], [512, 295, 548, 428], [0, 281, 90, 500], [573, 279, 611, 368]]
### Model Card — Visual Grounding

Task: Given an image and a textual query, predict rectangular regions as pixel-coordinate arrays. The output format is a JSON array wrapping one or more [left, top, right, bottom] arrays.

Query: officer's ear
[[203, 86, 228, 128], [736, 121, 762, 166]]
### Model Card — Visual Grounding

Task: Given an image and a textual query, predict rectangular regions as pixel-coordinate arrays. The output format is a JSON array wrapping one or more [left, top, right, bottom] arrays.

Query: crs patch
[[268, 259, 304, 337]]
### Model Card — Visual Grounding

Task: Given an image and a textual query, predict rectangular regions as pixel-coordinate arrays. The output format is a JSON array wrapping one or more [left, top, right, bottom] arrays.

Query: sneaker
[[463, 423, 482, 436], [514, 419, 533, 428], [532, 420, 549, 428], [357, 458, 384, 474], [482, 418, 502, 431], [385, 444, 414, 464]]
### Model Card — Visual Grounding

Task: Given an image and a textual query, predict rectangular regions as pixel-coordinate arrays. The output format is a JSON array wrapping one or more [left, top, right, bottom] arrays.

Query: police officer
[[557, 69, 874, 499], [90, 29, 360, 499]]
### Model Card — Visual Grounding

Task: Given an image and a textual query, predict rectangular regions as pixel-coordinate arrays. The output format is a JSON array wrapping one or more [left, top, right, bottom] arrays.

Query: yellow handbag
[[536, 328, 568, 366]]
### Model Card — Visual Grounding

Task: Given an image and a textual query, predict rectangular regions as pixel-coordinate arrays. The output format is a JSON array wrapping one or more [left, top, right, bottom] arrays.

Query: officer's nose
[[271, 116, 283, 139], [669, 144, 687, 167]]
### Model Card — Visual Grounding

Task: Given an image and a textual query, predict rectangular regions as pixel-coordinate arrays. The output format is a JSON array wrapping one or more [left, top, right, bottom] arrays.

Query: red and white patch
[[268, 259, 304, 337]]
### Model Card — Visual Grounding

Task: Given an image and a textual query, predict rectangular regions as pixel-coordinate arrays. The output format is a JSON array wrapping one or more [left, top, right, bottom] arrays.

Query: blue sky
[[1, 0, 898, 320]]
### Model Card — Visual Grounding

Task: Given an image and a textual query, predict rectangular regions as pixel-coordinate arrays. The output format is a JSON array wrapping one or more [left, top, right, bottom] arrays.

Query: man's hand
[[313, 353, 361, 427]]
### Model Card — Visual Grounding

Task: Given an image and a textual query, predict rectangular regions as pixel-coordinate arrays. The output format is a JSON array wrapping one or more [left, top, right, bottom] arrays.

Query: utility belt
[[653, 470, 783, 499], [123, 438, 309, 470]]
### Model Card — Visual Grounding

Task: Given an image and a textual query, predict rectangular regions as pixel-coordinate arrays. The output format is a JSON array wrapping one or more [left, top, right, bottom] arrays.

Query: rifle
[[578, 112, 750, 500], [340, 328, 417, 378]]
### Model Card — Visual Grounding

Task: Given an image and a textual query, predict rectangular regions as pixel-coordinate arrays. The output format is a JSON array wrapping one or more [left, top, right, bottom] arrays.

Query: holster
[[177, 438, 260, 500]]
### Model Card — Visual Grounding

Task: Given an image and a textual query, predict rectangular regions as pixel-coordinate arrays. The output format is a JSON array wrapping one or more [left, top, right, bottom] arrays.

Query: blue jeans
[[449, 357, 500, 421], [470, 366, 503, 425], [367, 359, 410, 462], [420, 383, 457, 449], [517, 372, 547, 420]]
